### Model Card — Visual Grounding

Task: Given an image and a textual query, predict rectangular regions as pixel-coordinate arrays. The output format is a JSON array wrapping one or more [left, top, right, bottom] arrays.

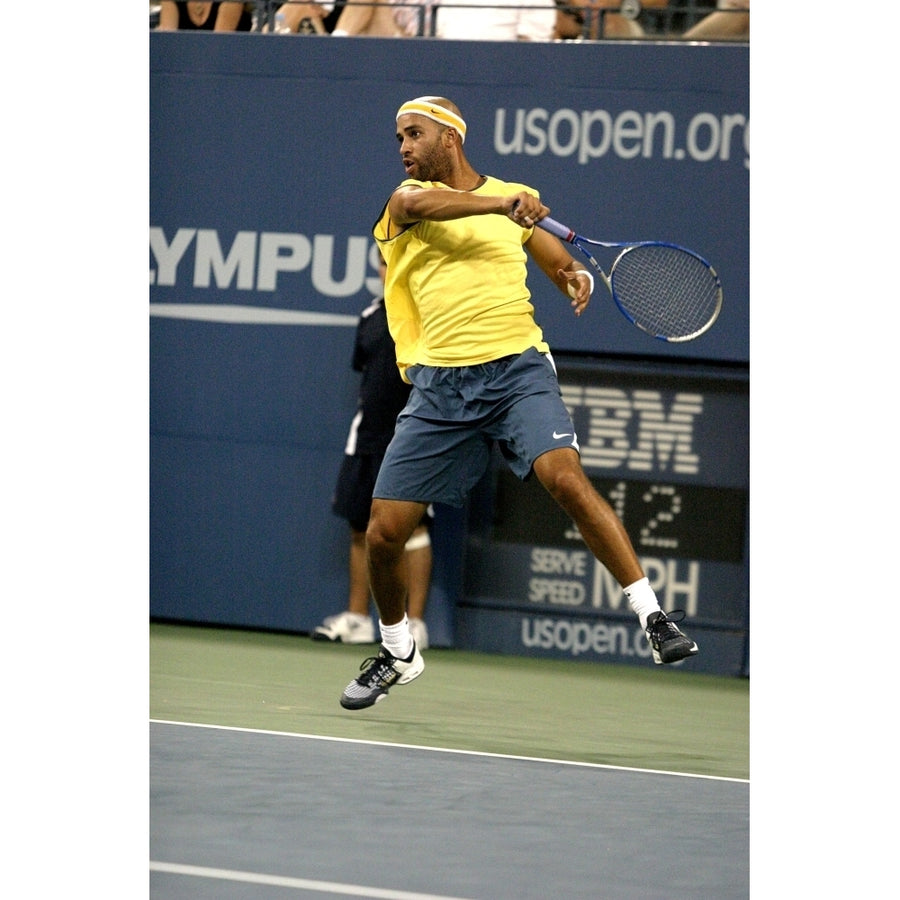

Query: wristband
[[567, 269, 594, 297], [575, 269, 594, 293]]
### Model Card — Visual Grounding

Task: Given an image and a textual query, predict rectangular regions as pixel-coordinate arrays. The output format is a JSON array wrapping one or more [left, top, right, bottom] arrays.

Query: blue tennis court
[[150, 719, 748, 899]]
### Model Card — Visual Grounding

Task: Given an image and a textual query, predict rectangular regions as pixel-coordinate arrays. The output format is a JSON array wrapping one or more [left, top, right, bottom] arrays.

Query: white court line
[[150, 719, 749, 784], [149, 861, 477, 900]]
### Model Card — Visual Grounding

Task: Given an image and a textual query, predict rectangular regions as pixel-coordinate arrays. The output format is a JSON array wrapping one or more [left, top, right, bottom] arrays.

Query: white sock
[[623, 577, 661, 631], [379, 616, 414, 660]]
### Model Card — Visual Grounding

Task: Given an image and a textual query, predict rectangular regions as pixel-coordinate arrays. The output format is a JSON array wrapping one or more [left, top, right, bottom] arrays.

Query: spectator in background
[[269, 0, 336, 32], [390, 0, 437, 35], [331, 0, 412, 36], [157, 1, 253, 30], [562, 0, 670, 41], [681, 0, 748, 40], [313, 254, 432, 650], [435, 0, 556, 42], [553, 0, 584, 40]]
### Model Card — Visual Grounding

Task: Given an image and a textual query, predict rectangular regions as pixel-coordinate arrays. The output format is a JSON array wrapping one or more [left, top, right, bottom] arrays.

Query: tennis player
[[340, 96, 698, 710]]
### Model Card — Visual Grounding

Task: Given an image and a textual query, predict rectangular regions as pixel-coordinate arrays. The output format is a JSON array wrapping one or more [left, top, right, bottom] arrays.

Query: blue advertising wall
[[150, 33, 749, 671]]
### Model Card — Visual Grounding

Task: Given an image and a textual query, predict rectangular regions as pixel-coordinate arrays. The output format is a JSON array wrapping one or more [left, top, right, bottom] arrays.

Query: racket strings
[[610, 245, 722, 341]]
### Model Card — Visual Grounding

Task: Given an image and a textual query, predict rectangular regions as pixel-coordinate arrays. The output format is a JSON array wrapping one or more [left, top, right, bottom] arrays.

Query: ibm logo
[[560, 385, 702, 475]]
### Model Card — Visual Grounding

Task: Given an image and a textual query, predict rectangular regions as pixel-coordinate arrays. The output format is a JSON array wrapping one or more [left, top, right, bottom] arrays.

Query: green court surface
[[150, 622, 749, 781]]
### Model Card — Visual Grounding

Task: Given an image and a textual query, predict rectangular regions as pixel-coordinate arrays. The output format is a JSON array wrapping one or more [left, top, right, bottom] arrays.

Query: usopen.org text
[[494, 106, 749, 169]]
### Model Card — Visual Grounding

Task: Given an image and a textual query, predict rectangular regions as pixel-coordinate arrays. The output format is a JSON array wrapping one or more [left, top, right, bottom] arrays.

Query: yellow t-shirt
[[373, 176, 550, 382]]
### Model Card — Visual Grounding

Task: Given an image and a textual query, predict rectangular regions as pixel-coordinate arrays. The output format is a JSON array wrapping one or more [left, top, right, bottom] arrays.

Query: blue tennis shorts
[[373, 347, 581, 508]]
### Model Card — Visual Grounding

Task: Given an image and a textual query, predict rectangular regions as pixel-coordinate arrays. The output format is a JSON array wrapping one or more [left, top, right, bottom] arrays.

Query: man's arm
[[525, 228, 594, 318], [388, 185, 547, 227]]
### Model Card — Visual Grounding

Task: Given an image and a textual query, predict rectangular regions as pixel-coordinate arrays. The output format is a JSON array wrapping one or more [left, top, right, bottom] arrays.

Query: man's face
[[396, 114, 450, 183]]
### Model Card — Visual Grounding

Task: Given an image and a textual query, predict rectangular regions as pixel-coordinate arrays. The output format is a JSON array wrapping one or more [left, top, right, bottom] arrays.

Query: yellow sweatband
[[396, 97, 467, 144]]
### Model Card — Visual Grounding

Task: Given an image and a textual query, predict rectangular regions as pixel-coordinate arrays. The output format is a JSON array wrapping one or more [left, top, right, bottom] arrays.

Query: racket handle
[[536, 216, 576, 243]]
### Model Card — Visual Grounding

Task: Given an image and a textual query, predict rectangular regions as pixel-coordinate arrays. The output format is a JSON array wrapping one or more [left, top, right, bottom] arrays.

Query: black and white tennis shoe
[[340, 643, 424, 710], [645, 610, 699, 664]]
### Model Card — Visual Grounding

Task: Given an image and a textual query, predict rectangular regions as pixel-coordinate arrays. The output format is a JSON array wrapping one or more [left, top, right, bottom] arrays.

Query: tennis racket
[[537, 215, 723, 343]]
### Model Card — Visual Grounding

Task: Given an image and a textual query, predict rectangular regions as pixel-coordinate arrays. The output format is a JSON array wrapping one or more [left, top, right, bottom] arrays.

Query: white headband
[[396, 97, 467, 144]]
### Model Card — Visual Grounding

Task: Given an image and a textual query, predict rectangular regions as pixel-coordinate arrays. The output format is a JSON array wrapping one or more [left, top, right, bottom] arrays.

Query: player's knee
[[366, 515, 406, 561], [537, 458, 586, 504]]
